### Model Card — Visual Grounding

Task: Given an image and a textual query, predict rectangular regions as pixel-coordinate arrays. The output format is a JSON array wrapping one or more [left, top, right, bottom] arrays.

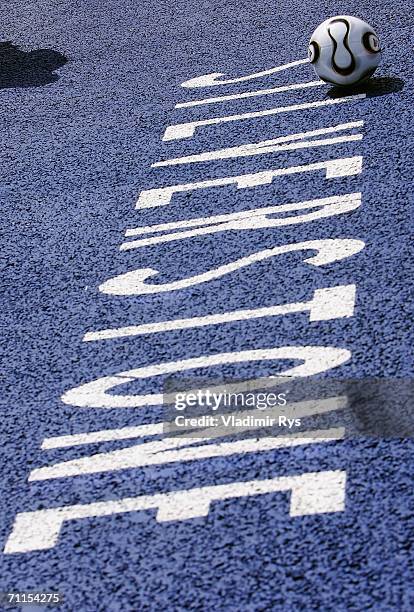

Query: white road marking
[[181, 58, 310, 88], [42, 423, 164, 449], [162, 95, 366, 141], [138, 156, 362, 208], [175, 80, 323, 108], [29, 428, 345, 481], [123, 193, 361, 249], [153, 121, 363, 167], [5, 49, 367, 553], [41, 396, 347, 449], [83, 284, 356, 342], [4, 470, 346, 553], [61, 346, 351, 409], [99, 238, 365, 296]]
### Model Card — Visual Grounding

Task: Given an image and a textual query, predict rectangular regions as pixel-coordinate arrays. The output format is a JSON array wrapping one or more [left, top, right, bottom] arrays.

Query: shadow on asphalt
[[326, 76, 405, 98], [0, 41, 67, 88]]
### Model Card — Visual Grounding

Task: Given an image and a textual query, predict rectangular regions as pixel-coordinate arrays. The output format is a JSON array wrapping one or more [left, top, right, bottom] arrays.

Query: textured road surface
[[0, 0, 413, 609]]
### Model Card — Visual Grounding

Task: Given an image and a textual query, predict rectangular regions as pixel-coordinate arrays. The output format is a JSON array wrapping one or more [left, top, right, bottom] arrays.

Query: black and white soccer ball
[[308, 16, 381, 86]]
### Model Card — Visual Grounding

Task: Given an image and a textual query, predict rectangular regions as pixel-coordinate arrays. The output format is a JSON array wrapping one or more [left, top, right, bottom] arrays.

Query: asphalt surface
[[0, 0, 413, 610]]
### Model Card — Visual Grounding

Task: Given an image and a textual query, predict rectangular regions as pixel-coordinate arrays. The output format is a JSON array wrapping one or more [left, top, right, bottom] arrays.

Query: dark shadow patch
[[326, 76, 405, 98], [0, 41, 67, 88]]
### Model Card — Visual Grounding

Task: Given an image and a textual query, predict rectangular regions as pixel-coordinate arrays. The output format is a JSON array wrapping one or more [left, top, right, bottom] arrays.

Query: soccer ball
[[308, 16, 381, 86]]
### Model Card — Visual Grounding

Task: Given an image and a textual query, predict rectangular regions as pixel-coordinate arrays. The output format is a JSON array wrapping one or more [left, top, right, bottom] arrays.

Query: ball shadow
[[0, 41, 68, 88], [326, 76, 405, 99]]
